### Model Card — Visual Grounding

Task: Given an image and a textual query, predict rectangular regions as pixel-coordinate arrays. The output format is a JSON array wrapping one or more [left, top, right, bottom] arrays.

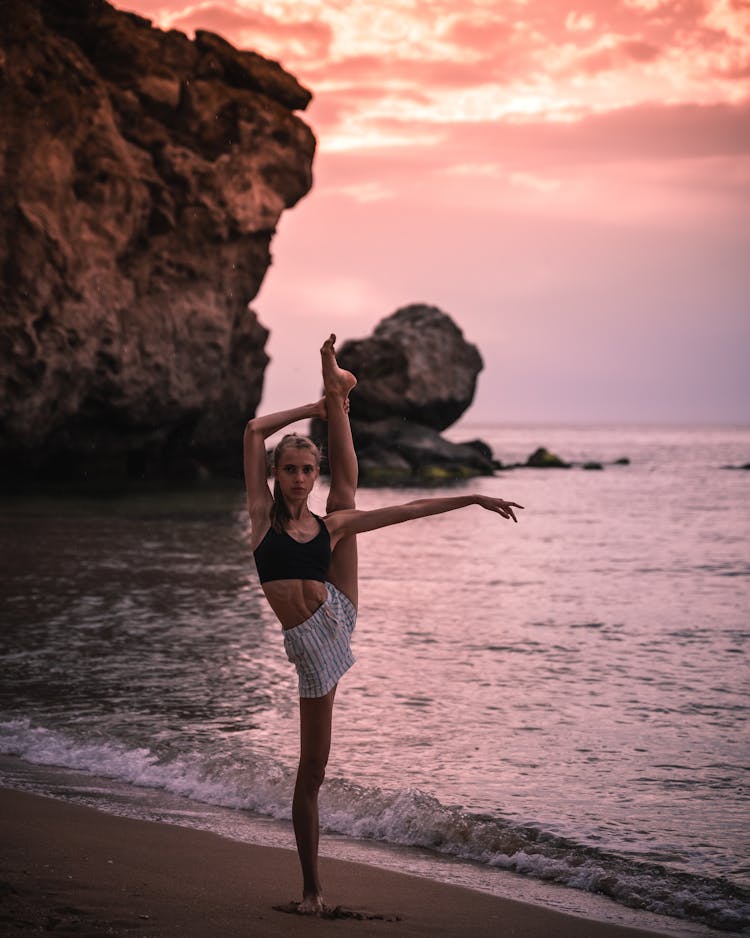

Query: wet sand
[[0, 787, 674, 937]]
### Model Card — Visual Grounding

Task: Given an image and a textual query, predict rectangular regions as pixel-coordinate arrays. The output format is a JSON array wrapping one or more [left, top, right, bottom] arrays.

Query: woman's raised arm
[[324, 493, 523, 548], [243, 400, 325, 516]]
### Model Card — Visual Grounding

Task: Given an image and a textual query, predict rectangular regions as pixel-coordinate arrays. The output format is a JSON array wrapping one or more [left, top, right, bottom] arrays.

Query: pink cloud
[[443, 14, 516, 50], [430, 101, 750, 166], [123, 1, 750, 114], [299, 51, 528, 92], [303, 101, 750, 218], [172, 5, 332, 59], [337, 98, 750, 155], [128, 2, 333, 62], [620, 38, 662, 61], [573, 37, 663, 74]]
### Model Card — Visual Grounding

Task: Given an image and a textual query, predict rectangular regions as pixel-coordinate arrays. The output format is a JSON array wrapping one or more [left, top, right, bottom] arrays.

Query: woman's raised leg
[[321, 335, 359, 608], [292, 686, 336, 913]]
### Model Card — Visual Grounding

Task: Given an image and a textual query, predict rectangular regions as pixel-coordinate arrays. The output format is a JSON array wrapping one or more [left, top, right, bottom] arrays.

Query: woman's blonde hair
[[270, 433, 321, 532]]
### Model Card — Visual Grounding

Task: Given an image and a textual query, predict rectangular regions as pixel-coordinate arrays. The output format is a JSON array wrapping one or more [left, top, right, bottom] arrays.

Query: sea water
[[1, 425, 748, 935]]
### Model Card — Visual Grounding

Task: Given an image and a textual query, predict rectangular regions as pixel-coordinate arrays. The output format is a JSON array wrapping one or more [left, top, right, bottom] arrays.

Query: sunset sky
[[124, 0, 749, 423]]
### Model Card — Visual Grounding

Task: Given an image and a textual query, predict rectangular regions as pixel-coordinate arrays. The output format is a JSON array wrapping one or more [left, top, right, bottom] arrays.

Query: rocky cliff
[[0, 0, 315, 481]]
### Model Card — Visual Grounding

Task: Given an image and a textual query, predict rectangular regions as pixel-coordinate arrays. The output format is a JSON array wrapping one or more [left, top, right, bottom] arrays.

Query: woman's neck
[[285, 500, 311, 522]]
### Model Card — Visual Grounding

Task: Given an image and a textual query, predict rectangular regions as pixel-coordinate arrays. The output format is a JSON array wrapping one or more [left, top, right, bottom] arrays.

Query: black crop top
[[253, 514, 332, 584]]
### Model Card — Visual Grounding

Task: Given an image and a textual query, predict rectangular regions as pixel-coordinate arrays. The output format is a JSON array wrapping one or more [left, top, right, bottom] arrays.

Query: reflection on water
[[1, 425, 749, 932]]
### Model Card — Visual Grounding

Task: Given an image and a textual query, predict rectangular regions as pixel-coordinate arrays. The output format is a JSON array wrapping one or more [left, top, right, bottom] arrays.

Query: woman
[[243, 335, 522, 914]]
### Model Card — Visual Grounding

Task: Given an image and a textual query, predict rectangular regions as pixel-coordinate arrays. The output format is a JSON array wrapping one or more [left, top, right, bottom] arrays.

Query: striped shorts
[[282, 582, 357, 698]]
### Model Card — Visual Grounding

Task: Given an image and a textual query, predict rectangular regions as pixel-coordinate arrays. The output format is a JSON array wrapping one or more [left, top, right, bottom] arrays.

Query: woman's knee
[[298, 755, 327, 792]]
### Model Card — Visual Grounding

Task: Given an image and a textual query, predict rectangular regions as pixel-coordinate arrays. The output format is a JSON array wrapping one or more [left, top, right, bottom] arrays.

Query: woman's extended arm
[[325, 494, 523, 547], [243, 400, 325, 515]]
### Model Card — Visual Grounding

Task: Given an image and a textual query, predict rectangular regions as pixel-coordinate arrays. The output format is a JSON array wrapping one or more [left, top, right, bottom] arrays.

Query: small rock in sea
[[526, 447, 570, 468], [583, 461, 604, 470], [613, 457, 630, 465]]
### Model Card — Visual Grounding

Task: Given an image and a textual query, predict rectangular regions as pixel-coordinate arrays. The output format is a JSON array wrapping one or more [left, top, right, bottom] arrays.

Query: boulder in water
[[311, 306, 495, 484], [337, 304, 483, 432]]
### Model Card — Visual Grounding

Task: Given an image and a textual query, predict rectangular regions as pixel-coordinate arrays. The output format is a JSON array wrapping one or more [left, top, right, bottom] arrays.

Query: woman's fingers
[[495, 499, 524, 522], [477, 495, 524, 521]]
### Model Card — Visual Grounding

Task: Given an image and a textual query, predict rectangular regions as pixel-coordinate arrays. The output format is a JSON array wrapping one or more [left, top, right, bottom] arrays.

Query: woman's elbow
[[243, 419, 263, 444]]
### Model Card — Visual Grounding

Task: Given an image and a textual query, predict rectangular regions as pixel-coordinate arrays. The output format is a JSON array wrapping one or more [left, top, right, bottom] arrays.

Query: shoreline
[[1, 787, 683, 938]]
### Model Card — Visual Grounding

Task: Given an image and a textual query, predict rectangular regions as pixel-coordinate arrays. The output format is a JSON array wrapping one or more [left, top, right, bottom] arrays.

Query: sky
[[124, 0, 749, 424]]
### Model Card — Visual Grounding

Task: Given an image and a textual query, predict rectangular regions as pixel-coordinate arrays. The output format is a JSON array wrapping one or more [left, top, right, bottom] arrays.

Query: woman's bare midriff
[[262, 579, 328, 630]]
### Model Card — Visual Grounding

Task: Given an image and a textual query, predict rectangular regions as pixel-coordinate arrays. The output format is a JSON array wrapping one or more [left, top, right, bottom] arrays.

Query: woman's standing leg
[[288, 336, 357, 914], [320, 334, 359, 607], [292, 686, 336, 913]]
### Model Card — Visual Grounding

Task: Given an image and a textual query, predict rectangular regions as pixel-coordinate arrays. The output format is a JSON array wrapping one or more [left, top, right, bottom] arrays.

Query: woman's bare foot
[[297, 894, 325, 915], [321, 334, 357, 400]]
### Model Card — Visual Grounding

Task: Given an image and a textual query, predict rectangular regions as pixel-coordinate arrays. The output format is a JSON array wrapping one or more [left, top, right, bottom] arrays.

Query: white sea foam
[[0, 718, 291, 820]]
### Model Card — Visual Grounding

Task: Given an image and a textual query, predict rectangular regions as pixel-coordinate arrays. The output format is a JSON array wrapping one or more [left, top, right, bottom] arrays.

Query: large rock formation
[[336, 305, 483, 431], [312, 306, 496, 485], [0, 0, 315, 481]]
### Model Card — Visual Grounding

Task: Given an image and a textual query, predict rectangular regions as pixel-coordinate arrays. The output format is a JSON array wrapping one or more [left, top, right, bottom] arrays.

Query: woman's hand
[[312, 397, 350, 421], [312, 398, 327, 421], [476, 495, 524, 522]]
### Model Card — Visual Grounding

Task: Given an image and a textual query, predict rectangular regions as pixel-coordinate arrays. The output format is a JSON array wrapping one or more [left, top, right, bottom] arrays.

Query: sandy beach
[[0, 787, 680, 937]]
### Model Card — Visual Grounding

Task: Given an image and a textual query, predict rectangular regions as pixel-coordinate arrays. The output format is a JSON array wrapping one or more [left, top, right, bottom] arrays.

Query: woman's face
[[273, 446, 320, 501]]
